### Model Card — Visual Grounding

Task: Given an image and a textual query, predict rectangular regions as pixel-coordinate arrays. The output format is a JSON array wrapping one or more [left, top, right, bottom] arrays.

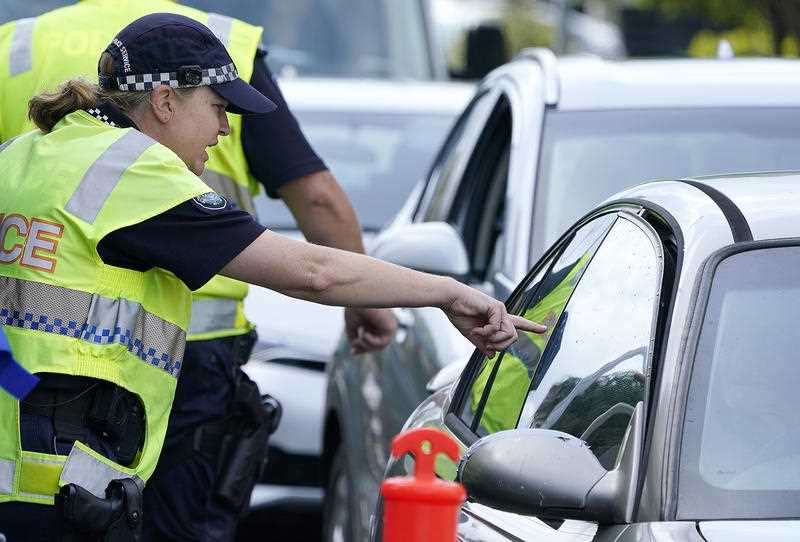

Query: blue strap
[[0, 326, 39, 400]]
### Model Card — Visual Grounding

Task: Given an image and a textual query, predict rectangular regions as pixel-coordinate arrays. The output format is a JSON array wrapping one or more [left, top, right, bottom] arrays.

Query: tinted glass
[[255, 110, 455, 230], [679, 246, 800, 520], [535, 108, 800, 251], [520, 217, 661, 469], [460, 214, 616, 435]]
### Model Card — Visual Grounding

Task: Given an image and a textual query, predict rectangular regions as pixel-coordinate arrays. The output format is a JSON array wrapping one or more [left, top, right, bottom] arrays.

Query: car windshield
[[534, 108, 800, 253], [678, 245, 800, 520], [254, 110, 455, 231], [183, 0, 432, 80]]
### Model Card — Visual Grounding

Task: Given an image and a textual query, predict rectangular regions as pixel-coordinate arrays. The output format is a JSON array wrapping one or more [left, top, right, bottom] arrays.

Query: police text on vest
[[0, 214, 64, 272]]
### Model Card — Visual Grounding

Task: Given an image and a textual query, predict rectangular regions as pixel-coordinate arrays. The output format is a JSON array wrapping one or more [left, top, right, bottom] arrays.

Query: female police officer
[[0, 12, 544, 541]]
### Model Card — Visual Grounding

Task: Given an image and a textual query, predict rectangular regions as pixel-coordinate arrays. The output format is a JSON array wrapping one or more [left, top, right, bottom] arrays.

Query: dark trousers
[[0, 501, 61, 542], [142, 337, 245, 542]]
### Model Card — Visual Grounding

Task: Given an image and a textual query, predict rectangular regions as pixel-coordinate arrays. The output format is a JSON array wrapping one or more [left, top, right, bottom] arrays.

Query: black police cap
[[98, 13, 276, 115]]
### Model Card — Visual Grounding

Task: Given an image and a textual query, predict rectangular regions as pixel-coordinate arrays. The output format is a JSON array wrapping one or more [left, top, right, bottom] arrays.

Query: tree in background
[[637, 0, 800, 56], [503, 0, 554, 54]]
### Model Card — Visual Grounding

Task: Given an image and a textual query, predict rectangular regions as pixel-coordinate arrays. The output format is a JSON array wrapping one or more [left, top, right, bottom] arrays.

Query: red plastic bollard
[[381, 427, 466, 542]]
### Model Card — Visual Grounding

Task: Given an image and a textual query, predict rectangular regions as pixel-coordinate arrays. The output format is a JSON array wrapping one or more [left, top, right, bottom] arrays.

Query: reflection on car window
[[520, 217, 661, 469], [678, 246, 800, 520], [459, 214, 616, 435]]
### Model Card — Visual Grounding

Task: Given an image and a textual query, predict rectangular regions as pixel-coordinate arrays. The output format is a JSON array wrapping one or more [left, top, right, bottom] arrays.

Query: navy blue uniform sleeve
[[96, 197, 266, 291], [242, 50, 327, 198]]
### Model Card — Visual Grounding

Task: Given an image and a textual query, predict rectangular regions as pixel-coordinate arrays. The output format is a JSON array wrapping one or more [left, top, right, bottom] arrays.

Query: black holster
[[214, 377, 282, 512], [56, 477, 143, 542]]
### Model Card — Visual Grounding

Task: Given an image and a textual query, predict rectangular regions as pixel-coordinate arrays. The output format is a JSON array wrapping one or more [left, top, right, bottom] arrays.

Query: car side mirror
[[370, 222, 469, 279], [458, 402, 643, 524]]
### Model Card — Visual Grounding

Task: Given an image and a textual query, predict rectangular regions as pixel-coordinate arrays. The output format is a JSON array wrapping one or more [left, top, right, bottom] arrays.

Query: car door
[[445, 210, 665, 541]]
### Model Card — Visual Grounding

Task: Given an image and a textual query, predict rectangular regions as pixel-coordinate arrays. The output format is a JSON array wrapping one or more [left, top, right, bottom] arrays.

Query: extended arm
[[220, 230, 545, 356], [279, 170, 398, 353]]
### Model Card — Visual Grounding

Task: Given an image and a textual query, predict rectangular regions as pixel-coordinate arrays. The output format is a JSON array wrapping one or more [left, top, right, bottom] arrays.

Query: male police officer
[[0, 2, 397, 539]]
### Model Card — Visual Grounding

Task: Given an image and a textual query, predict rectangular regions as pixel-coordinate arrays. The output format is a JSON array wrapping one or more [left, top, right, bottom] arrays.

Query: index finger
[[510, 315, 548, 334]]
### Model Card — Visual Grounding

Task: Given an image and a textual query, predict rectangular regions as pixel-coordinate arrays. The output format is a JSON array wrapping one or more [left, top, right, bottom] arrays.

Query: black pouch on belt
[[87, 383, 145, 466], [214, 377, 282, 512]]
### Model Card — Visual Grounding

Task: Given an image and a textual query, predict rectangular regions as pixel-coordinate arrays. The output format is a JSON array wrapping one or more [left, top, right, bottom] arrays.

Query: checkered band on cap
[[116, 62, 238, 91]]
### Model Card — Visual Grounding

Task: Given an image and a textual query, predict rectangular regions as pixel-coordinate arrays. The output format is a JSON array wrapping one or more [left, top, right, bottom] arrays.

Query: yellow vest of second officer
[[0, 0, 263, 341]]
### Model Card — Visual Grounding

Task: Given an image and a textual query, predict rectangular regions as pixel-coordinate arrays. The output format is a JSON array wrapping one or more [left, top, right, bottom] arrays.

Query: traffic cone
[[381, 427, 465, 542]]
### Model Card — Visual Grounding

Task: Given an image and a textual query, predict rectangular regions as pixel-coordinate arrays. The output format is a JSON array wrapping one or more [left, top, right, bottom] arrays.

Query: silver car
[[323, 49, 800, 541], [376, 172, 800, 541]]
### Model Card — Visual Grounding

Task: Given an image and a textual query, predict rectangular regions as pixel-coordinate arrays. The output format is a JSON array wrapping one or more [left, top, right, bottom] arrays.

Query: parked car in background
[[238, 78, 473, 535], [431, 0, 625, 74], [374, 172, 800, 541], [323, 49, 800, 541], [0, 0, 446, 80], [183, 0, 447, 80]]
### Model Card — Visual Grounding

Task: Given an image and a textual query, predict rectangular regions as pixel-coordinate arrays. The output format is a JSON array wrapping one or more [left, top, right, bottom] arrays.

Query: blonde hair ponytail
[[26, 52, 156, 133], [27, 78, 100, 132]]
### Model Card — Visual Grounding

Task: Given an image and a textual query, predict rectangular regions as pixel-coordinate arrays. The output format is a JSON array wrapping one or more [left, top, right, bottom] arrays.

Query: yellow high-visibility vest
[[0, 110, 209, 505]]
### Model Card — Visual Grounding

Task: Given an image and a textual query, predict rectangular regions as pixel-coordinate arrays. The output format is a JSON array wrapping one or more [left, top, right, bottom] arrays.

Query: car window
[[255, 109, 456, 231], [446, 96, 512, 281], [519, 216, 662, 469], [678, 245, 800, 520], [457, 213, 617, 435], [418, 90, 498, 223]]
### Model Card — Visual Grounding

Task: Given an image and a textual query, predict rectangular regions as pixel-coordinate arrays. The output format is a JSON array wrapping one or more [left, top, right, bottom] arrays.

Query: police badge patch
[[193, 192, 228, 211]]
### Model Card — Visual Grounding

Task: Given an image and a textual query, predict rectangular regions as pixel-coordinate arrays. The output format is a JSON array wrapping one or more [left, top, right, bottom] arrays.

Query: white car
[[240, 78, 473, 520]]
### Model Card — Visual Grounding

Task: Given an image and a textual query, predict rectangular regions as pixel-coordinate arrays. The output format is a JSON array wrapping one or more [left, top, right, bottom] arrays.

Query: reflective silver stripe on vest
[[0, 136, 19, 154], [206, 13, 233, 46], [189, 298, 238, 336], [200, 168, 257, 216], [0, 276, 185, 378], [8, 17, 35, 76], [65, 130, 156, 223], [0, 458, 14, 494], [59, 445, 142, 499]]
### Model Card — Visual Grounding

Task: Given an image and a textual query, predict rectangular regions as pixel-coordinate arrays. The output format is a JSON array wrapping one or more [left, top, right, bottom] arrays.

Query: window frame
[[413, 89, 499, 223], [446, 96, 512, 282]]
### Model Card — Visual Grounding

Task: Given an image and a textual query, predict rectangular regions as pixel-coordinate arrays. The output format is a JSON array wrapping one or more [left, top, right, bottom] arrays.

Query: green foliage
[[688, 26, 776, 57], [634, 0, 758, 28], [501, 2, 554, 53], [635, 0, 800, 56]]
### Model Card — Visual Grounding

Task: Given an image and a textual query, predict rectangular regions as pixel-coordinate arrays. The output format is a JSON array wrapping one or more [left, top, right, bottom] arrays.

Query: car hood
[[699, 521, 800, 542]]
